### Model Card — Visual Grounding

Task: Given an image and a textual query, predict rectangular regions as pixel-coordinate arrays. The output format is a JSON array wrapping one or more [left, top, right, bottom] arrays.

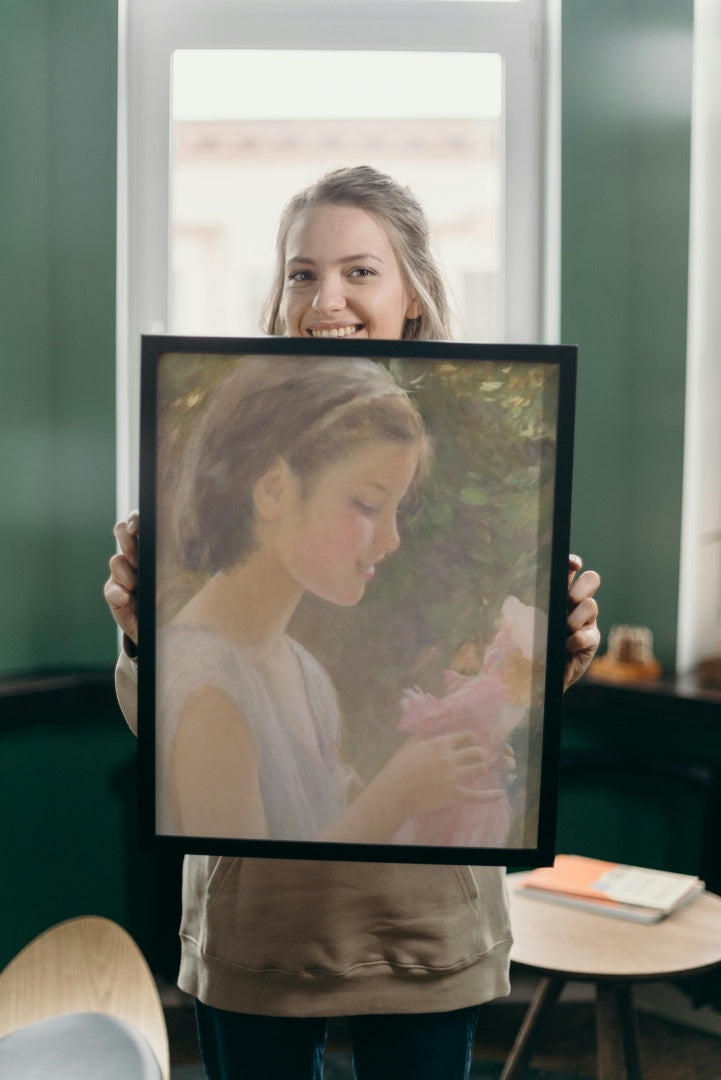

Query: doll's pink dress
[[392, 597, 545, 849]]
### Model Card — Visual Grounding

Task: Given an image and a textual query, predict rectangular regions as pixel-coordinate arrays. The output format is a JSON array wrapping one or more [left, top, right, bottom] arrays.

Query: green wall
[[0, 0, 131, 971], [562, 0, 693, 669], [0, 0, 118, 675], [0, 0, 698, 969], [0, 2, 694, 675]]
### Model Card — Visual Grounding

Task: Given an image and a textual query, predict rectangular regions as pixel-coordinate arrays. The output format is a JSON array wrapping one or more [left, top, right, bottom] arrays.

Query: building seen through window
[[170, 50, 503, 341]]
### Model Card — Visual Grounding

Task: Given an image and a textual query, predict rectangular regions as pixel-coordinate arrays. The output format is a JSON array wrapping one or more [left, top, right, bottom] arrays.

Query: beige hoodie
[[116, 650, 512, 1016]]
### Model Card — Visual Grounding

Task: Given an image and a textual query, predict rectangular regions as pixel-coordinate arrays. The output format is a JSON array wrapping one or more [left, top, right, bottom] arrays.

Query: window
[[117, 0, 557, 509], [169, 49, 503, 340]]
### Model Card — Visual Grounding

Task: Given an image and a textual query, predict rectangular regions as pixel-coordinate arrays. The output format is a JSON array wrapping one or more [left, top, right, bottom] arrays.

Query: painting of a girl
[[155, 354, 506, 842]]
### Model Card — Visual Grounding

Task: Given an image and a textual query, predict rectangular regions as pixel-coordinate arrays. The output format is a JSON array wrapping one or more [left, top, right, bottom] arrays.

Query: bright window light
[[170, 50, 503, 341], [172, 51, 502, 121]]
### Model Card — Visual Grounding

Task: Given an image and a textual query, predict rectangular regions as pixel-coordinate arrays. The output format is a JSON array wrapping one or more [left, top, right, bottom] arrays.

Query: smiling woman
[[281, 205, 421, 340], [263, 166, 451, 341]]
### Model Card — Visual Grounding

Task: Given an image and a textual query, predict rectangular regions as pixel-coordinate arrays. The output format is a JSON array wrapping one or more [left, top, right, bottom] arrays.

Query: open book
[[515, 854, 705, 923]]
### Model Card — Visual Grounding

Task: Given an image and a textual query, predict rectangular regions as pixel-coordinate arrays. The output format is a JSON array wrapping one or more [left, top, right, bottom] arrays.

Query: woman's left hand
[[564, 554, 601, 691]]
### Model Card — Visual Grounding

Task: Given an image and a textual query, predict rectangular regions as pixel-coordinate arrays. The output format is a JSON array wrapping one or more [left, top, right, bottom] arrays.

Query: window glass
[[170, 50, 503, 340]]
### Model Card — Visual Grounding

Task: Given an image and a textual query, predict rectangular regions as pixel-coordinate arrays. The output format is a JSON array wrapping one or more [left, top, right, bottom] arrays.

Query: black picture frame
[[138, 335, 576, 866]]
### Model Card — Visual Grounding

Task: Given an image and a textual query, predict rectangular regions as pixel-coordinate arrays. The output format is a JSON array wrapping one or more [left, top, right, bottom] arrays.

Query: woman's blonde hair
[[262, 165, 454, 341], [174, 355, 431, 574]]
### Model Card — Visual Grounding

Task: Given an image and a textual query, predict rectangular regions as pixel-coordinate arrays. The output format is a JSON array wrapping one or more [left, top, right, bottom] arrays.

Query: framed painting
[[137, 336, 576, 865]]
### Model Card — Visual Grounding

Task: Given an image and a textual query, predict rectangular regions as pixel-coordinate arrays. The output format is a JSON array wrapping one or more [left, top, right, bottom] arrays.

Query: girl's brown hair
[[174, 356, 431, 574]]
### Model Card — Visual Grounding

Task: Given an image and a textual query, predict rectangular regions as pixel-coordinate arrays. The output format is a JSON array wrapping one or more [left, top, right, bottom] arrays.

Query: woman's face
[[271, 439, 420, 607], [280, 203, 421, 340]]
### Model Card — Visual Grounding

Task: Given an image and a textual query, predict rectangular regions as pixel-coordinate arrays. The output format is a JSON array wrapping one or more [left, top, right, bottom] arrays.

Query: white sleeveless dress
[[155, 625, 352, 840]]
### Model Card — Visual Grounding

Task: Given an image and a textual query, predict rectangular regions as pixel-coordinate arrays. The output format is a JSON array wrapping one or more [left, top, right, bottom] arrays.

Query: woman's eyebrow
[[339, 253, 384, 265], [286, 253, 385, 266]]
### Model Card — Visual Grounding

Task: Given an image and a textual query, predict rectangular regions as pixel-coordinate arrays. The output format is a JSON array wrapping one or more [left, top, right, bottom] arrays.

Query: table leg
[[596, 982, 643, 1080], [499, 976, 565, 1080]]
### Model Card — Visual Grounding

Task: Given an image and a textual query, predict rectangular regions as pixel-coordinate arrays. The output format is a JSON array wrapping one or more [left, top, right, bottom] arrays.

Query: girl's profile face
[[281, 203, 421, 341], [272, 439, 420, 607]]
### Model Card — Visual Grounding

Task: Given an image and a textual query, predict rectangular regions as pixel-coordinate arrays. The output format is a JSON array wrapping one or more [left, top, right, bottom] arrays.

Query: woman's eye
[[288, 270, 313, 283], [353, 499, 378, 515], [349, 267, 375, 279]]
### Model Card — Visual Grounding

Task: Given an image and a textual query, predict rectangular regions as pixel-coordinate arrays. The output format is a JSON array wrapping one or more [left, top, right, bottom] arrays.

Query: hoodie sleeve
[[115, 645, 139, 736]]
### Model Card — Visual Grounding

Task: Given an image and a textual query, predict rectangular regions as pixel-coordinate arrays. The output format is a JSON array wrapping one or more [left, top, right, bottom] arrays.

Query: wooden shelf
[[564, 671, 721, 723]]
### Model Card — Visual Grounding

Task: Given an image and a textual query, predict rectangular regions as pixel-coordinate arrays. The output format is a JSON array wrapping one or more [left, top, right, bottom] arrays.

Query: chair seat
[[0, 1011, 162, 1080]]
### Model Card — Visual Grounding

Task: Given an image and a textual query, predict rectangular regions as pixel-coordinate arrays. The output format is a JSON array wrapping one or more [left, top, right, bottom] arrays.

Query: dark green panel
[[47, 0, 118, 667], [559, 681, 721, 890], [0, 685, 131, 966], [0, 0, 118, 674], [562, 0, 693, 668], [556, 768, 708, 877], [0, 1, 55, 669], [0, 682, 183, 976]]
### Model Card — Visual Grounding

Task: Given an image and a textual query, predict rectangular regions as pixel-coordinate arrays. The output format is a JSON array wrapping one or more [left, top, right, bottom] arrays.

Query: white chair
[[0, 915, 170, 1079]]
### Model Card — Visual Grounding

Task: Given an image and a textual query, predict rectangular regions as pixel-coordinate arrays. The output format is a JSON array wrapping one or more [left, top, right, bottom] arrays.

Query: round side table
[[502, 872, 721, 1080]]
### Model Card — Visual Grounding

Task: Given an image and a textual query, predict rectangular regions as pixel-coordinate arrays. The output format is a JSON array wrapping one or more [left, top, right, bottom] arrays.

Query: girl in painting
[[156, 355, 502, 842]]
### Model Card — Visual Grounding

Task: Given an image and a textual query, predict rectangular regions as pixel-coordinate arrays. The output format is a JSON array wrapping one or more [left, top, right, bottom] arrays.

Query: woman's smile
[[307, 323, 364, 339]]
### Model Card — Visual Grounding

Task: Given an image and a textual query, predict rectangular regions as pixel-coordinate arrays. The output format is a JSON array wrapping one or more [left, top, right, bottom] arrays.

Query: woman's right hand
[[103, 510, 139, 646], [386, 732, 505, 819]]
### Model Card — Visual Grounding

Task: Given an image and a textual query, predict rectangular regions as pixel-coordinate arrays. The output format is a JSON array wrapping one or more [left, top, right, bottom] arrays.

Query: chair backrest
[[0, 915, 170, 1080]]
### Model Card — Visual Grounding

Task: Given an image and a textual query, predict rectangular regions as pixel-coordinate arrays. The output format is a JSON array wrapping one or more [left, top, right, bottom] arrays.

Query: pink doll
[[392, 596, 547, 848]]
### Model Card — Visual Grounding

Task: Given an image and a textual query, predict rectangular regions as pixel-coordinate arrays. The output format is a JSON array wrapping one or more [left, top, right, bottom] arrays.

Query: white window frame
[[676, 0, 721, 674], [116, 0, 559, 512]]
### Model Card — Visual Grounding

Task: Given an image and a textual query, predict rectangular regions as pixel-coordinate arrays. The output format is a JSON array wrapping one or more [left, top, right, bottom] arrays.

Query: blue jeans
[[195, 1000, 481, 1080]]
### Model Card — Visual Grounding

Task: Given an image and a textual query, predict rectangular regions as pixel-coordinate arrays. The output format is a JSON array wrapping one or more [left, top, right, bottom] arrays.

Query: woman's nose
[[312, 274, 345, 314], [377, 513, 401, 556]]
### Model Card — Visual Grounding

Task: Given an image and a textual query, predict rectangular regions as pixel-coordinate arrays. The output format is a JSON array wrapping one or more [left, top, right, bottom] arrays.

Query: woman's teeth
[[310, 325, 360, 338]]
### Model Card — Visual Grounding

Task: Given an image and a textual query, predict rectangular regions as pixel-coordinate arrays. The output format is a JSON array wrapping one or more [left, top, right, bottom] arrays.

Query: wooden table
[[502, 873, 721, 1080]]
